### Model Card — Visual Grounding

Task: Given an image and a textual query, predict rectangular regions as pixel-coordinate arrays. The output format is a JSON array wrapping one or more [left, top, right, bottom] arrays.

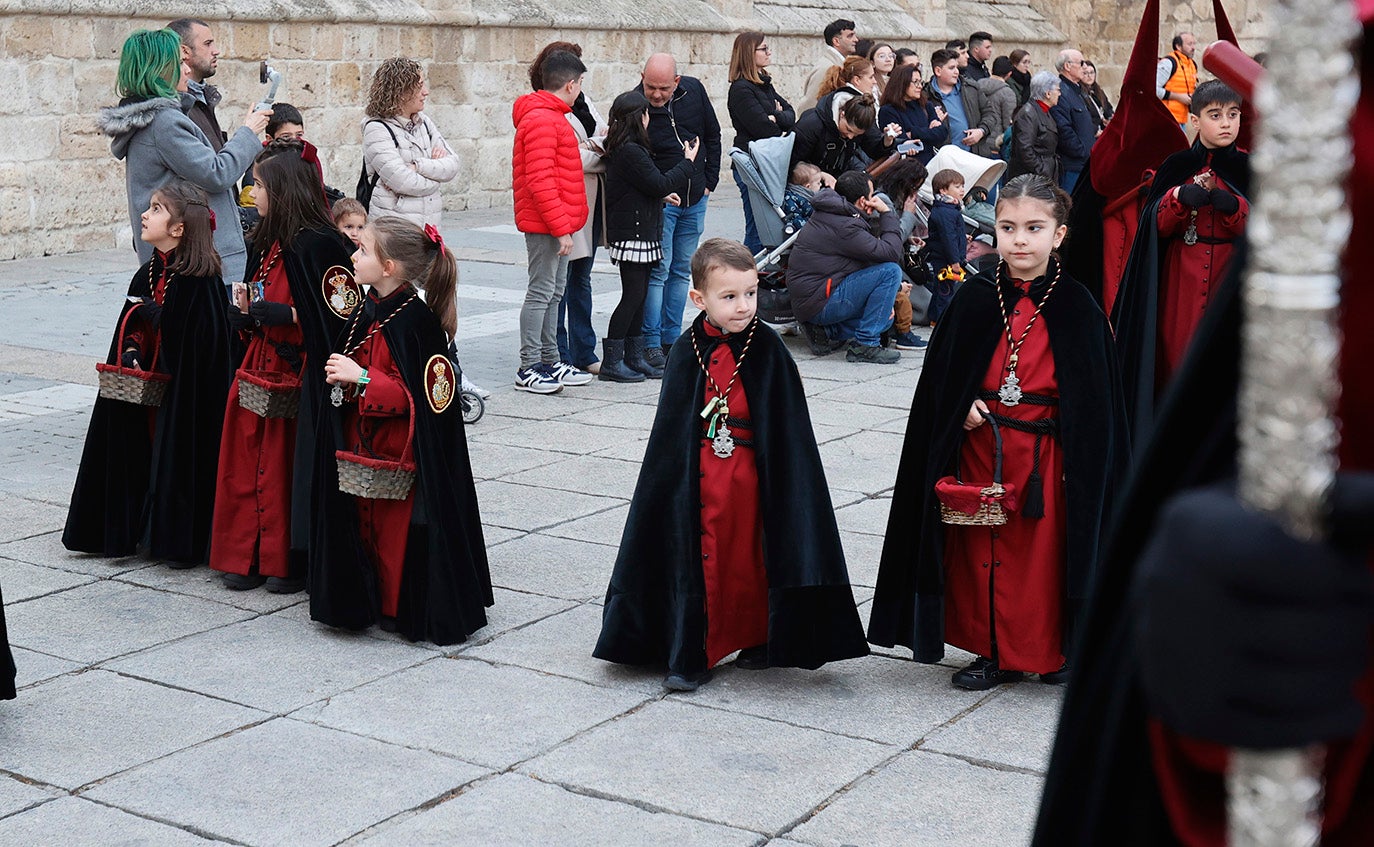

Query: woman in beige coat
[[361, 58, 459, 228]]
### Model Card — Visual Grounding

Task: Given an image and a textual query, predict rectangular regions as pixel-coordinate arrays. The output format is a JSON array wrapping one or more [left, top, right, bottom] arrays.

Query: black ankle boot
[[625, 336, 664, 379], [598, 338, 645, 383]]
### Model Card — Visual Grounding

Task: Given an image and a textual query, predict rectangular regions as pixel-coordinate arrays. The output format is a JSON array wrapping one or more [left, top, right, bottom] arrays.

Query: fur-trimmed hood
[[97, 95, 193, 159]]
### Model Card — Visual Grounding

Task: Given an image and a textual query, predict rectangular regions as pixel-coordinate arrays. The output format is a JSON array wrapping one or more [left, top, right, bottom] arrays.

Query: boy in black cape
[[1111, 80, 1250, 442], [2, 581, 15, 700], [63, 180, 234, 564], [594, 238, 868, 691]]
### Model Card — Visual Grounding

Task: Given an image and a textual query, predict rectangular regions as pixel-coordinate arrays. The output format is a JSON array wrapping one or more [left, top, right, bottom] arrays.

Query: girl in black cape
[[868, 175, 1130, 690], [2, 581, 15, 699], [63, 178, 233, 565], [311, 216, 492, 645]]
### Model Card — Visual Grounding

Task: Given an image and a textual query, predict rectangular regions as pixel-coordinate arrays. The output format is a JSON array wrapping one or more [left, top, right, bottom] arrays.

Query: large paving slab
[[298, 657, 650, 770], [84, 718, 490, 847], [0, 775, 56, 819], [0, 531, 151, 577], [471, 480, 626, 533], [921, 680, 1066, 773], [0, 670, 263, 790], [786, 749, 1043, 846], [356, 772, 761, 846], [0, 556, 95, 602], [485, 531, 618, 601], [521, 698, 895, 834], [0, 796, 224, 846], [0, 497, 68, 544]]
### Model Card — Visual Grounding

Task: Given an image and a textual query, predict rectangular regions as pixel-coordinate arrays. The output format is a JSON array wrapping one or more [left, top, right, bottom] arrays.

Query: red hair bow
[[208, 208, 217, 232], [298, 140, 320, 166], [424, 223, 444, 249]]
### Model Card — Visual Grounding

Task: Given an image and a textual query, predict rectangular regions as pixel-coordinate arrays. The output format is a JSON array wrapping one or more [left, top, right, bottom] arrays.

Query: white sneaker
[[461, 372, 491, 399], [548, 361, 594, 386]]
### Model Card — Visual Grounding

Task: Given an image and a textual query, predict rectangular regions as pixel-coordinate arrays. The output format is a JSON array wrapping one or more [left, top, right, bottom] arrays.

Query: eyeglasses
[[1063, 60, 1083, 66], [755, 45, 771, 53]]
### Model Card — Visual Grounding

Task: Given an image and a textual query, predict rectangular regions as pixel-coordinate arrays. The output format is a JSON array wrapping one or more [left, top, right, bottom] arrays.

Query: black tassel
[[1023, 471, 1045, 519]]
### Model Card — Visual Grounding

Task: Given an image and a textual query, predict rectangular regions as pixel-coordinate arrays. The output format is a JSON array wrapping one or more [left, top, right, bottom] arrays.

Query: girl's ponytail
[[424, 241, 458, 340]]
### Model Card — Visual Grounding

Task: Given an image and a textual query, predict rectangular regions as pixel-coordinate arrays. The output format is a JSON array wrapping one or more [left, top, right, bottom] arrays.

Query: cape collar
[[690, 311, 755, 357]]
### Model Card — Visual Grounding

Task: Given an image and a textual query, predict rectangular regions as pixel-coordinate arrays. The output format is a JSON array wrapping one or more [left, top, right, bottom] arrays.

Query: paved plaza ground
[[0, 195, 1060, 846]]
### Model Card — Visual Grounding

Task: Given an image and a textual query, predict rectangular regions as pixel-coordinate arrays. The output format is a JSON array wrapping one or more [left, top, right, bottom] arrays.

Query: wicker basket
[[940, 483, 1010, 526], [237, 368, 301, 419], [95, 304, 169, 406], [336, 388, 416, 501]]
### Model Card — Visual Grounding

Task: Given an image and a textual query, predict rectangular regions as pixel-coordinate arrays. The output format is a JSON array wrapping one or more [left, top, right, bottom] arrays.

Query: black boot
[[597, 338, 645, 383], [951, 656, 1024, 690], [625, 336, 664, 379]]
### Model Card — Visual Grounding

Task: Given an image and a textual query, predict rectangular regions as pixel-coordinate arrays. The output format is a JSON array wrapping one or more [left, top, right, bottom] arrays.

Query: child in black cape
[[311, 216, 492, 645], [63, 178, 233, 564], [2, 581, 14, 699], [594, 238, 869, 690], [868, 175, 1130, 690], [209, 139, 357, 591]]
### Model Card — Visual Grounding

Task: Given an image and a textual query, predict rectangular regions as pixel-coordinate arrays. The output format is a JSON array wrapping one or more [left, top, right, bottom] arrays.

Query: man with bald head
[[634, 53, 721, 366], [1049, 48, 1098, 193]]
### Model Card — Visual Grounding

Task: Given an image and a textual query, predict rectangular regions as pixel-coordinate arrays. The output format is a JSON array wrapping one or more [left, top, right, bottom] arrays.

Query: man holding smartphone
[[924, 48, 998, 156]]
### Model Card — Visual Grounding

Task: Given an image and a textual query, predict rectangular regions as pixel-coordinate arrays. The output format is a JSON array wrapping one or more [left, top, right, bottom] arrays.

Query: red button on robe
[[943, 279, 1067, 675], [699, 321, 768, 668], [209, 248, 304, 579]]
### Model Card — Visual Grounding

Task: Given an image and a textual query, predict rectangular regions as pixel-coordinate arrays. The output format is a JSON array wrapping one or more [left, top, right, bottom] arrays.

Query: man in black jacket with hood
[[635, 53, 722, 369]]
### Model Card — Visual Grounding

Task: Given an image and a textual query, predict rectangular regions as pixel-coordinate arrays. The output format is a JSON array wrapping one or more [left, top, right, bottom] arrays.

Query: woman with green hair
[[98, 28, 271, 285]]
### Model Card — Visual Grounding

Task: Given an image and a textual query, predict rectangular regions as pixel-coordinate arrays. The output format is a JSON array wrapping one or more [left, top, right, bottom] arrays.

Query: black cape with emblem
[[868, 262, 1130, 661], [242, 225, 356, 571], [309, 289, 493, 646], [63, 253, 233, 563], [593, 313, 869, 676], [1032, 249, 1245, 846], [2, 579, 15, 699], [1111, 140, 1250, 443]]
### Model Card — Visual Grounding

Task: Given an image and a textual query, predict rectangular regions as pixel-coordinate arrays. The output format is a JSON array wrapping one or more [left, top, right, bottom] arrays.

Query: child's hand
[[324, 354, 364, 385], [964, 398, 989, 431]]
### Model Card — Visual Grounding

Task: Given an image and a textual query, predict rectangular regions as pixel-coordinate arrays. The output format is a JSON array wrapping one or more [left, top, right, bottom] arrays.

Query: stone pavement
[[0, 195, 1060, 846]]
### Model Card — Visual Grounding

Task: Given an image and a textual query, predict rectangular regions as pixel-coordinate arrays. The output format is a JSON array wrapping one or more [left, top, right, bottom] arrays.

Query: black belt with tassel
[[977, 391, 1058, 519]]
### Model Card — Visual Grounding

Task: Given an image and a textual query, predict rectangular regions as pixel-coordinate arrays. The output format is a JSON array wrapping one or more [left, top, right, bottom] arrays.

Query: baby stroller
[[447, 340, 485, 425], [730, 135, 804, 325]]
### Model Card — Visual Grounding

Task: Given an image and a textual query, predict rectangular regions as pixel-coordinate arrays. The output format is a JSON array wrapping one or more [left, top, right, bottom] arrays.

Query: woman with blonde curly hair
[[360, 57, 458, 227]]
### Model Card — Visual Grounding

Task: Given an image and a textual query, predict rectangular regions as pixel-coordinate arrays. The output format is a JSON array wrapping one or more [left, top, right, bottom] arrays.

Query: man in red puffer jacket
[[512, 50, 591, 394]]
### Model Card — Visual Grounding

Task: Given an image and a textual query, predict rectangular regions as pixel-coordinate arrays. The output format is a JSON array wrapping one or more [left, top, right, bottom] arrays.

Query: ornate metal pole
[[1229, 0, 1360, 842]]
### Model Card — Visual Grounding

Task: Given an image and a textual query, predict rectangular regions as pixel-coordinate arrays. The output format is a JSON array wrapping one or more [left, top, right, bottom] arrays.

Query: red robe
[[338, 292, 416, 618], [1155, 167, 1249, 386], [699, 320, 769, 668], [209, 246, 304, 579], [943, 278, 1067, 675]]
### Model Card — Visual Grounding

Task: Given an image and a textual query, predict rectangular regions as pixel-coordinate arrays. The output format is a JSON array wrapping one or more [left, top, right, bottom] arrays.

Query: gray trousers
[[520, 233, 570, 368]]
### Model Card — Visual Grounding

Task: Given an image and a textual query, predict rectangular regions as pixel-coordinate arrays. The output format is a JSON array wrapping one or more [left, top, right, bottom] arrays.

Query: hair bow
[[208, 208, 217, 231], [298, 140, 320, 166], [424, 223, 444, 250]]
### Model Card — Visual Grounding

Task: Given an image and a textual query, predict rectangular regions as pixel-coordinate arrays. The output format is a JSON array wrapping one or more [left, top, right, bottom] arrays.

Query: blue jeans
[[643, 194, 709, 347], [815, 262, 903, 347], [732, 167, 762, 254], [1060, 169, 1081, 194], [557, 253, 599, 369]]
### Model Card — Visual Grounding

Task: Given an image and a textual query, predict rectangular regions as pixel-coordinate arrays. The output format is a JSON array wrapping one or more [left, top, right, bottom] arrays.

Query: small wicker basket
[[96, 304, 169, 407], [939, 483, 1009, 526], [237, 368, 301, 418], [336, 386, 416, 501]]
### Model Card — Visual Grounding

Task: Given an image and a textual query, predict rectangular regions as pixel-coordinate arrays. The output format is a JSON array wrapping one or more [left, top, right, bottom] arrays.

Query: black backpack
[[355, 119, 400, 211]]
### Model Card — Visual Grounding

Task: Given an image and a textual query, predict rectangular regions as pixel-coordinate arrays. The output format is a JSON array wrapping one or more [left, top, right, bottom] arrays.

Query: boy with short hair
[[926, 168, 969, 324], [595, 238, 868, 691], [511, 50, 592, 394], [331, 198, 366, 246]]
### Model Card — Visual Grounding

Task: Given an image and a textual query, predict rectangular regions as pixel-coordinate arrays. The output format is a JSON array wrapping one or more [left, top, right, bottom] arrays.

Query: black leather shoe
[[221, 572, 266, 591], [1039, 663, 1070, 685], [952, 656, 1024, 691], [378, 616, 399, 633], [733, 645, 770, 670], [264, 576, 305, 594], [663, 669, 713, 691]]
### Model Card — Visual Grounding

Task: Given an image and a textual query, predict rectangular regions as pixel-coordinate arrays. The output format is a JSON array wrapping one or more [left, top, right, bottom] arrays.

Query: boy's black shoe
[[378, 616, 399, 633], [1039, 663, 1070, 685], [733, 645, 770, 670], [952, 656, 1024, 690], [265, 576, 306, 594], [221, 572, 266, 591], [663, 669, 713, 691]]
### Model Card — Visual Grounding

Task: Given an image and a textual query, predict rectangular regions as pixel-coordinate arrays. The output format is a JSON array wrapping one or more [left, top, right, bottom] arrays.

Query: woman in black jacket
[[727, 31, 794, 253], [1007, 72, 1062, 184], [877, 63, 948, 165], [601, 91, 698, 383], [789, 92, 896, 179]]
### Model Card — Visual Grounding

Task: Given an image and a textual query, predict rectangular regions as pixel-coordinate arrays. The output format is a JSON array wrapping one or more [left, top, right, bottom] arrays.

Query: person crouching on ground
[[594, 238, 869, 691], [868, 174, 1129, 690], [311, 217, 493, 645]]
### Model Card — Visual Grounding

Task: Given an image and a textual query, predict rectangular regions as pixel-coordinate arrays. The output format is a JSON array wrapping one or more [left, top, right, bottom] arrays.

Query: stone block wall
[[0, 0, 1258, 260]]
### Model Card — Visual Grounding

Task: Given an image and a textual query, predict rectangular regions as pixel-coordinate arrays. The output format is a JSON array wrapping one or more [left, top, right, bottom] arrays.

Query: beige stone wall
[[0, 0, 1257, 261]]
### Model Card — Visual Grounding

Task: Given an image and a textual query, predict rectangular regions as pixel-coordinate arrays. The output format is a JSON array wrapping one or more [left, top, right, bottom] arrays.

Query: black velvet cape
[[1111, 141, 1250, 444], [2, 580, 14, 700], [1033, 251, 1244, 846], [243, 226, 355, 572], [867, 263, 1130, 661], [63, 253, 233, 563], [309, 291, 493, 646], [594, 313, 869, 676]]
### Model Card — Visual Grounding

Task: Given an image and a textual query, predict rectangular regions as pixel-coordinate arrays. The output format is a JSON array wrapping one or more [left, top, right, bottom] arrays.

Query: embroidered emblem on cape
[[322, 266, 362, 318], [425, 355, 454, 414]]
